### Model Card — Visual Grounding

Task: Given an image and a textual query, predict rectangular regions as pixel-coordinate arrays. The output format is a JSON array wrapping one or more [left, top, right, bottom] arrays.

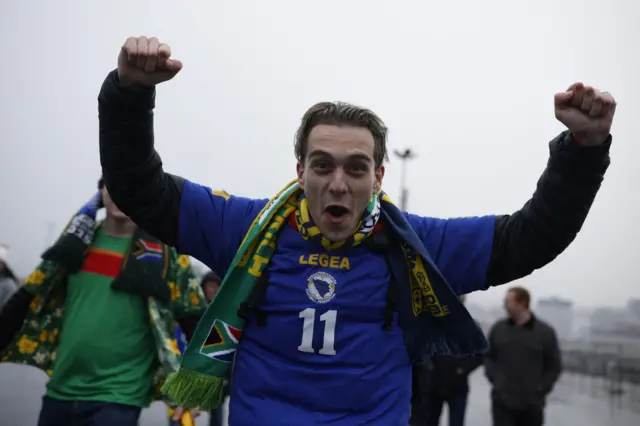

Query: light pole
[[393, 148, 417, 211]]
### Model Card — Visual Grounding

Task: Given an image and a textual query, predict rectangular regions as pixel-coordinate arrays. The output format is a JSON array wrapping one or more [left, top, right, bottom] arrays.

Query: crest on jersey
[[306, 271, 337, 304]]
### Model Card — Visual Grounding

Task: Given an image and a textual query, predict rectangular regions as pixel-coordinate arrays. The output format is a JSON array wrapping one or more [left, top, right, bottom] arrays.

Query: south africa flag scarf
[[161, 180, 488, 410]]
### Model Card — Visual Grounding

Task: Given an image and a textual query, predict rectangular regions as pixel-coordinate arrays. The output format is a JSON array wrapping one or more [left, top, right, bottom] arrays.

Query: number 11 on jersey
[[297, 308, 337, 355]]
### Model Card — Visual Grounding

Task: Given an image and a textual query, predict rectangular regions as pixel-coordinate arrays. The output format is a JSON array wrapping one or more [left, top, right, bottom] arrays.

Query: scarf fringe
[[404, 318, 489, 362], [161, 369, 224, 411]]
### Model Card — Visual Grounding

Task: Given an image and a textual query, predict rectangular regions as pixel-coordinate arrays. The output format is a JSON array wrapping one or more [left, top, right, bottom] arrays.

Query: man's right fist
[[117, 36, 182, 88]]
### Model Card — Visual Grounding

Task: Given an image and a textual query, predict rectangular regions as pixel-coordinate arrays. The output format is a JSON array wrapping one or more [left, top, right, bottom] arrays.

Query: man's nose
[[328, 169, 348, 194]]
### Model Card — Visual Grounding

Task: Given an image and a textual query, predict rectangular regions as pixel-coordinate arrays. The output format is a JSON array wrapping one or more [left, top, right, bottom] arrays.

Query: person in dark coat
[[485, 287, 562, 426], [422, 353, 483, 426], [411, 296, 483, 426]]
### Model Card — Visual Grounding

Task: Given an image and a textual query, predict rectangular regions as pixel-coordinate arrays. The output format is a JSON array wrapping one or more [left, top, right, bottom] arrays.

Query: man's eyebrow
[[308, 150, 332, 160], [346, 153, 373, 163], [308, 150, 373, 163]]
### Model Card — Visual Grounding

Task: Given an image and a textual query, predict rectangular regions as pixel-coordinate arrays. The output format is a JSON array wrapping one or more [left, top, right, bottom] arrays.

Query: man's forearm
[[486, 130, 610, 286], [98, 69, 183, 246]]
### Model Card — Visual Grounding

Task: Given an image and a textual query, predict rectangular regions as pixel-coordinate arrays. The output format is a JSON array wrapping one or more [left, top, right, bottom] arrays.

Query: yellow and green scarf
[[162, 180, 488, 410]]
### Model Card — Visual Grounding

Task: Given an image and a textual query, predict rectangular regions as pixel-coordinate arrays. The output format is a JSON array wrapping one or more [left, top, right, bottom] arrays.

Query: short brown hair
[[508, 286, 531, 309], [294, 101, 389, 168]]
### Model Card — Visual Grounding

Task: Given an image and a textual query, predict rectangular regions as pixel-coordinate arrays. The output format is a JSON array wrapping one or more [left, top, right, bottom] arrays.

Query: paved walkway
[[2, 364, 639, 425], [460, 371, 640, 426]]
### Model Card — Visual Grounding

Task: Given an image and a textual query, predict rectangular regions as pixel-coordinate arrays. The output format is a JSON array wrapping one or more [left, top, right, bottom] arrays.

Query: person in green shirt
[[0, 178, 208, 426]]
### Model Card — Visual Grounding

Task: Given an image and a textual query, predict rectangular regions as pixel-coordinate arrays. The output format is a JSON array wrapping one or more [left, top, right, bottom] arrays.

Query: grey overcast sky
[[1, 0, 638, 308]]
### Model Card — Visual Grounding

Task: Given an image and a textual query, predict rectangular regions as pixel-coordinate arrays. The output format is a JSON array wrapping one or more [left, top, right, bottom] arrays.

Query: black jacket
[[485, 315, 562, 410], [428, 354, 484, 396]]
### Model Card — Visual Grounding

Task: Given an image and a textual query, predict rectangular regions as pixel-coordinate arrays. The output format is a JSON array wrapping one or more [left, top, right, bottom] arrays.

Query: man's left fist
[[554, 82, 616, 146]]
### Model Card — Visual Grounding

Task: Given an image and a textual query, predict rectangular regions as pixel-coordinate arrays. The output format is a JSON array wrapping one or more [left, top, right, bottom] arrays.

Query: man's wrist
[[571, 131, 610, 147]]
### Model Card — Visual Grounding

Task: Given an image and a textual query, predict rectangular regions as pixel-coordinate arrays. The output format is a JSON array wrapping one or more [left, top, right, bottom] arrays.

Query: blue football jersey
[[177, 180, 494, 425]]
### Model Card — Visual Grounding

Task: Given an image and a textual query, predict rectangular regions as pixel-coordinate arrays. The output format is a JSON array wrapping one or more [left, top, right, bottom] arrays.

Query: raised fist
[[117, 36, 182, 88], [554, 83, 616, 146]]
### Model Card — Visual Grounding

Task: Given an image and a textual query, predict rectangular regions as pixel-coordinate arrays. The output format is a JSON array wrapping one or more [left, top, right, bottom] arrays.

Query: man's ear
[[297, 162, 304, 187], [97, 188, 105, 209], [373, 165, 385, 193]]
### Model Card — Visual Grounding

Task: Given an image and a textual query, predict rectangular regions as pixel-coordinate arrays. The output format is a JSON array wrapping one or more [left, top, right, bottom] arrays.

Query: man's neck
[[512, 310, 532, 326], [101, 217, 136, 238]]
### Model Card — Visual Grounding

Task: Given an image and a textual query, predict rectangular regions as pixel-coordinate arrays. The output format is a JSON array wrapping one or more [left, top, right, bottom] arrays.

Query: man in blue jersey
[[98, 36, 615, 425]]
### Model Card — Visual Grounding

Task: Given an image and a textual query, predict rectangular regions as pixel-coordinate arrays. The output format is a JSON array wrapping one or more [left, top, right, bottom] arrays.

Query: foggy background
[[1, 0, 639, 424]]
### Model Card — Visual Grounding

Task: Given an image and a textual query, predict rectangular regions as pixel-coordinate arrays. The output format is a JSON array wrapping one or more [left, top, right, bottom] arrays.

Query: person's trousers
[[422, 390, 469, 426], [491, 399, 544, 426], [38, 396, 141, 426], [209, 407, 224, 426]]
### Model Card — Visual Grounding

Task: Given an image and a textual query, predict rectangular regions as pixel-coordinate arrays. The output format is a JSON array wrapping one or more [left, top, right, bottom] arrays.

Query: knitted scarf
[[161, 180, 488, 410], [42, 192, 172, 301]]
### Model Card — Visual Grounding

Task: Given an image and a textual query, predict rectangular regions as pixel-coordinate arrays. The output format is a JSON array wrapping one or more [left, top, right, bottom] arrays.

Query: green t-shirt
[[46, 228, 157, 407]]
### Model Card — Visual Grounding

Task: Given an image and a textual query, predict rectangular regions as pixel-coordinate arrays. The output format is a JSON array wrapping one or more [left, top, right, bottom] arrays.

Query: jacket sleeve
[[407, 131, 610, 295], [540, 326, 562, 394], [98, 70, 267, 274], [98, 69, 183, 247], [486, 131, 611, 286]]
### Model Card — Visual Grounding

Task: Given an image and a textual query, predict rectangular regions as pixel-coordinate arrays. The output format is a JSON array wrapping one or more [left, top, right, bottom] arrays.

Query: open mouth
[[324, 205, 349, 221]]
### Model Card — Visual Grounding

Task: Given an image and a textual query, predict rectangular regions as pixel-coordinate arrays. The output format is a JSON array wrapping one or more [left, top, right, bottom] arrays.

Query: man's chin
[[318, 221, 357, 242], [110, 211, 132, 222]]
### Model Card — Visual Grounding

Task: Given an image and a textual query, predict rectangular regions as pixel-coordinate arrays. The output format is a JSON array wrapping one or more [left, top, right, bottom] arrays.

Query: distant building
[[628, 299, 640, 321], [536, 297, 574, 341], [572, 308, 593, 339], [586, 304, 640, 356], [589, 307, 631, 334]]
